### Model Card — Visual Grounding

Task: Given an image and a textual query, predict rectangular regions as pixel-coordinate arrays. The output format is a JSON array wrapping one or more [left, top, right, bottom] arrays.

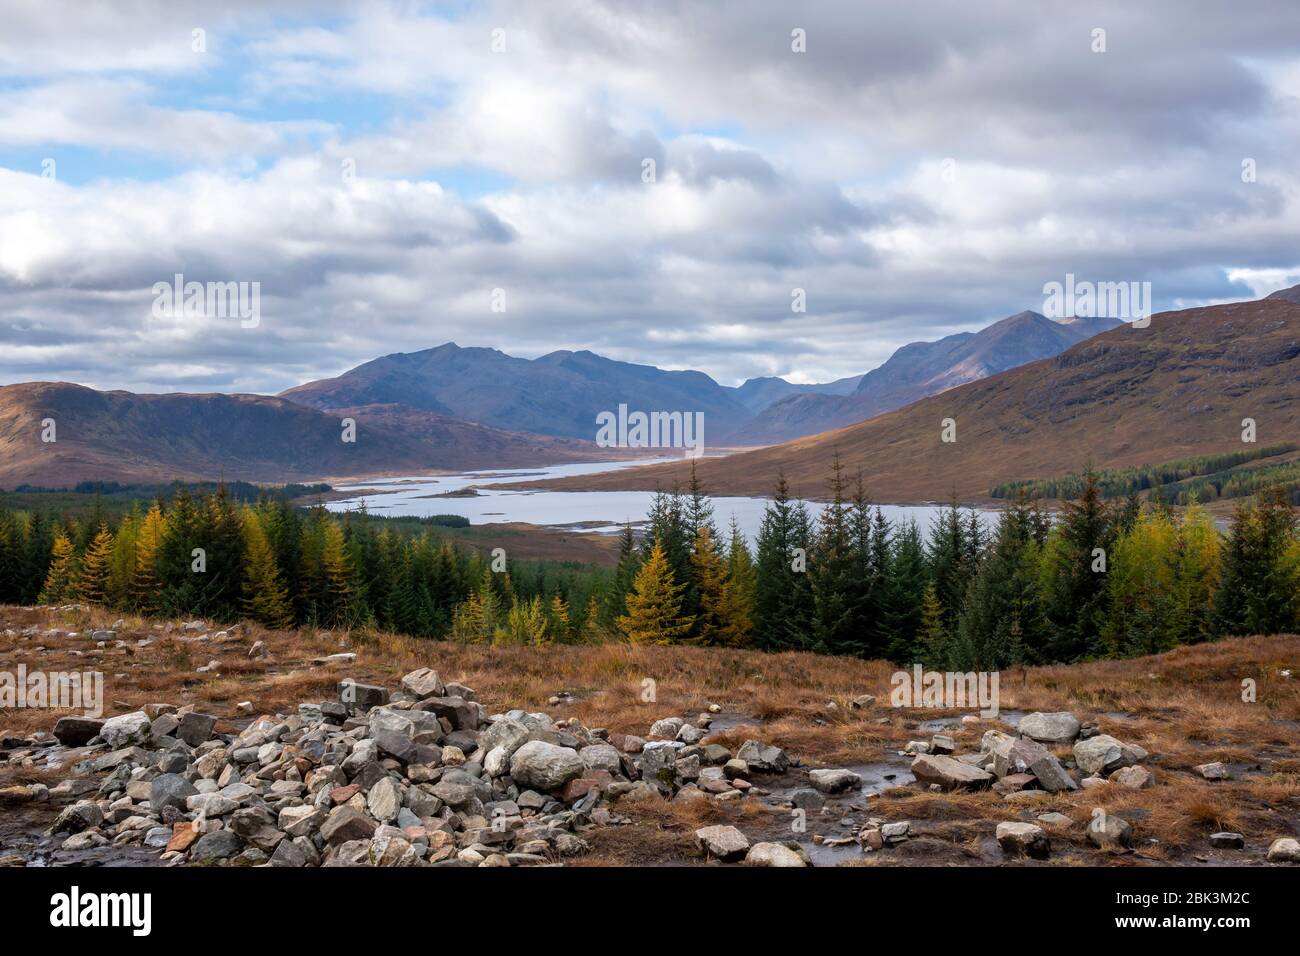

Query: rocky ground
[[0, 604, 1297, 867]]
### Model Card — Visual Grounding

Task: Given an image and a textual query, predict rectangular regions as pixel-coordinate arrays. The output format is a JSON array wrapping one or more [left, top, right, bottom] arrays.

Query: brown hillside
[[527, 295, 1300, 502], [0, 384, 611, 489]]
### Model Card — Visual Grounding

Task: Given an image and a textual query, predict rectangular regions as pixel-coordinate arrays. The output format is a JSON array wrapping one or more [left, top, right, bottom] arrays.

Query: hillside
[[280, 343, 756, 441], [528, 293, 1300, 502], [732, 312, 1121, 444], [0, 383, 608, 489]]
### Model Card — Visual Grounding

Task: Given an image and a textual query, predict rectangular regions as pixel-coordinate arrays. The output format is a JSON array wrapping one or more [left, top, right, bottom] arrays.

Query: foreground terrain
[[0, 604, 1297, 867]]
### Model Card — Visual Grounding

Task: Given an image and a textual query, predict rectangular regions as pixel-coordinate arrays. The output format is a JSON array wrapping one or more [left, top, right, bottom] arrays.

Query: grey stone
[[509, 741, 584, 791], [996, 821, 1050, 858], [150, 773, 198, 813], [808, 768, 862, 794], [695, 824, 749, 861], [911, 754, 993, 791], [1018, 711, 1081, 744]]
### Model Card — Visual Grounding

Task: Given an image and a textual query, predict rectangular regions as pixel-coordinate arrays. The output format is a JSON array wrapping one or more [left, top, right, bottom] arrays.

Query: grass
[[1, 603, 1297, 866]]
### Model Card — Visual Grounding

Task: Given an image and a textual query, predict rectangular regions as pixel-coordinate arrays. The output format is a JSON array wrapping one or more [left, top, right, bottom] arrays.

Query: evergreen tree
[[77, 524, 114, 606], [40, 529, 80, 604], [618, 539, 693, 645], [240, 510, 294, 629], [754, 472, 814, 650], [1041, 469, 1113, 661]]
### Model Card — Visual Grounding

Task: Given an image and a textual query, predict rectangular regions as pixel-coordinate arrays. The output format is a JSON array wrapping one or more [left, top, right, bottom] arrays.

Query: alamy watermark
[[595, 404, 704, 459], [0, 665, 103, 718], [1042, 273, 1151, 327], [890, 664, 1000, 718], [152, 273, 261, 328]]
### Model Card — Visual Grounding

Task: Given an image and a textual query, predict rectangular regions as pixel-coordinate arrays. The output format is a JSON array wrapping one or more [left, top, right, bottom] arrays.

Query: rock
[[808, 768, 862, 794], [993, 737, 1077, 792], [911, 754, 993, 791], [1266, 837, 1300, 862], [248, 640, 268, 659], [745, 842, 808, 867], [881, 821, 910, 844], [1210, 832, 1244, 849], [648, 717, 685, 738], [400, 667, 445, 699], [1195, 761, 1232, 781], [695, 824, 749, 861], [1073, 735, 1147, 776], [190, 829, 244, 862], [929, 734, 955, 755], [165, 822, 200, 853], [230, 807, 284, 851], [1018, 711, 1081, 744], [150, 774, 198, 813], [735, 740, 789, 773], [52, 716, 104, 747], [100, 711, 152, 748], [177, 712, 216, 746], [49, 800, 103, 835], [416, 696, 479, 731], [849, 694, 875, 709], [367, 777, 403, 823], [1037, 812, 1073, 827], [579, 743, 622, 774], [1110, 766, 1155, 789], [321, 805, 377, 845], [790, 788, 825, 811], [996, 821, 1050, 858], [1087, 813, 1133, 848], [509, 741, 585, 791], [338, 680, 388, 712]]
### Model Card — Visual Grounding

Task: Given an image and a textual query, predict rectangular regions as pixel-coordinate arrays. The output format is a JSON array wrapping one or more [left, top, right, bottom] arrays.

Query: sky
[[1, 0, 1299, 395]]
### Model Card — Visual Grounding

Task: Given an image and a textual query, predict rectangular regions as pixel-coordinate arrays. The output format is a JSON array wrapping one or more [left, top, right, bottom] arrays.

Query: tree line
[[0, 465, 1297, 665]]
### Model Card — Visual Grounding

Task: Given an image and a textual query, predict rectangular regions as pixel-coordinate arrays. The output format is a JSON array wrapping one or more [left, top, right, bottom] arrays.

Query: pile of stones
[[0, 667, 795, 867]]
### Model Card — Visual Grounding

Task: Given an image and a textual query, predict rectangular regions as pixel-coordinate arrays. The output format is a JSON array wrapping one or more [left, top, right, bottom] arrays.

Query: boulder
[[808, 768, 862, 794], [366, 777, 403, 823], [993, 738, 1077, 792], [744, 842, 808, 867], [695, 824, 749, 861], [509, 741, 585, 791], [52, 716, 104, 747], [1195, 761, 1232, 781], [579, 743, 622, 774], [100, 711, 152, 749], [1110, 766, 1154, 789], [649, 717, 685, 738], [177, 712, 216, 746], [1073, 735, 1147, 776], [911, 754, 993, 791], [1018, 711, 1081, 744], [150, 774, 197, 813], [1087, 812, 1133, 848], [1210, 832, 1244, 849], [400, 667, 445, 699], [736, 740, 790, 773], [190, 829, 244, 862], [1266, 837, 1300, 863], [996, 821, 1050, 858]]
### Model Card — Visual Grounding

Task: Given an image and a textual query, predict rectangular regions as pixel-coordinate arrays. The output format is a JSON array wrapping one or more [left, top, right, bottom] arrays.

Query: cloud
[[0, 0, 1298, 394]]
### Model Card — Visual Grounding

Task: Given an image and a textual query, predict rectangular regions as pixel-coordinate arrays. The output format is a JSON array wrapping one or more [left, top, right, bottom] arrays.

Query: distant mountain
[[533, 291, 1300, 502], [281, 344, 756, 442], [728, 374, 863, 414], [730, 312, 1122, 444], [0, 383, 606, 489]]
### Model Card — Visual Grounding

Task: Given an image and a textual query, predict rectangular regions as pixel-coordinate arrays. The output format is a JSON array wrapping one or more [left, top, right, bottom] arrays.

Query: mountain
[[0, 383, 608, 489], [728, 374, 863, 413], [730, 312, 1122, 443], [281, 343, 756, 442], [527, 291, 1300, 502]]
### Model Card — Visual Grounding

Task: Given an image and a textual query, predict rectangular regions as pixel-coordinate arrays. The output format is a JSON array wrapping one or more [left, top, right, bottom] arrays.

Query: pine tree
[[754, 472, 813, 651], [240, 510, 294, 629], [917, 582, 947, 666], [690, 525, 729, 645], [1041, 469, 1113, 661], [77, 524, 114, 606], [40, 529, 79, 604], [618, 539, 693, 645], [809, 454, 860, 656]]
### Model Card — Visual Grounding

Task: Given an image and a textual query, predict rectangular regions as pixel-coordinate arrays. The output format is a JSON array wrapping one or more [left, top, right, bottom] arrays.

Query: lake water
[[325, 459, 996, 544]]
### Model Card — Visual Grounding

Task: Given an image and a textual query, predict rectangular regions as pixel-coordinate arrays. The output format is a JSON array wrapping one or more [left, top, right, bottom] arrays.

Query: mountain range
[[729, 312, 1121, 443], [532, 290, 1300, 502], [0, 296, 1252, 491]]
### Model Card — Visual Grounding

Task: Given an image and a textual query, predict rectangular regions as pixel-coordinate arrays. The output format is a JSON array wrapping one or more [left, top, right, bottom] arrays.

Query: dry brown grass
[[1, 603, 1297, 865]]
